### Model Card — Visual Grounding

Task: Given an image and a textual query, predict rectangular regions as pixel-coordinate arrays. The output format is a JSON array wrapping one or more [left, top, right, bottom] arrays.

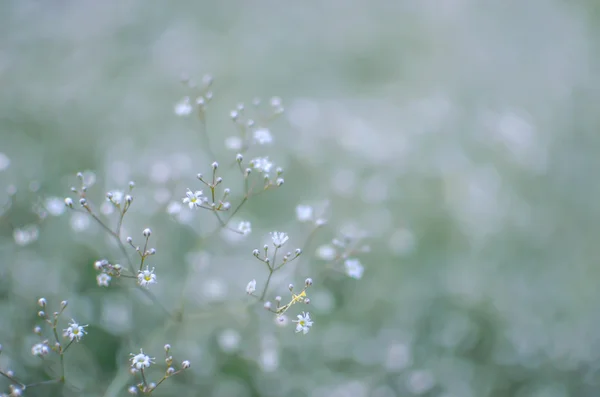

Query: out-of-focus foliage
[[1, 0, 600, 396]]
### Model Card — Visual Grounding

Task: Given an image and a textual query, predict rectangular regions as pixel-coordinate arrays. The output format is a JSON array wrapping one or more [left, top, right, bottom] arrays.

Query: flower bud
[[305, 278, 313, 286], [164, 344, 171, 352], [263, 301, 272, 310], [275, 296, 282, 302], [304, 298, 311, 304], [143, 228, 152, 237], [182, 360, 191, 369], [288, 284, 294, 291], [79, 198, 87, 206], [126, 237, 133, 243], [64, 198, 73, 208], [236, 154, 243, 163], [212, 161, 219, 170], [252, 249, 259, 256], [38, 298, 47, 307]]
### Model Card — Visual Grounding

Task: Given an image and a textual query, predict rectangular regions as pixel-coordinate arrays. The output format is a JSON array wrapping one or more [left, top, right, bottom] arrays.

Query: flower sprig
[[0, 298, 87, 394], [128, 344, 190, 395]]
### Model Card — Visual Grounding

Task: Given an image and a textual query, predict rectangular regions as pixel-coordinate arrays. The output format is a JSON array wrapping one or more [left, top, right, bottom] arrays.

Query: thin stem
[[259, 269, 274, 301], [81, 206, 135, 273], [26, 379, 61, 389], [140, 368, 148, 390], [0, 370, 25, 388], [51, 327, 65, 382]]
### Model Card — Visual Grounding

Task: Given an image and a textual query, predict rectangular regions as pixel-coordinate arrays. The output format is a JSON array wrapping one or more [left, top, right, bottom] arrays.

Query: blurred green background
[[2, 0, 600, 396]]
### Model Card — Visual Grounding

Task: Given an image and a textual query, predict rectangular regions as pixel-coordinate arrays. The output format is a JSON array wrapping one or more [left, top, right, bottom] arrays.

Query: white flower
[[295, 205, 313, 222], [253, 128, 273, 145], [225, 136, 243, 150], [182, 189, 204, 209], [270, 231, 289, 248], [316, 244, 337, 261], [250, 157, 273, 173], [344, 258, 364, 279], [246, 279, 257, 294], [108, 190, 124, 205], [137, 266, 157, 287], [64, 319, 88, 342], [31, 343, 49, 356], [130, 349, 155, 370], [46, 197, 66, 216], [174, 97, 193, 116], [238, 221, 252, 235], [97, 273, 111, 287], [275, 315, 289, 327], [293, 312, 313, 334], [270, 96, 282, 108]]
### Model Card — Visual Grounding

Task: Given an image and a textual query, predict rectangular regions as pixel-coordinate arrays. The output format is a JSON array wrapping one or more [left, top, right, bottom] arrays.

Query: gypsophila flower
[[130, 349, 155, 370], [246, 279, 256, 294], [97, 273, 111, 287], [64, 319, 88, 342], [293, 312, 313, 334], [253, 128, 273, 145], [31, 343, 49, 356], [182, 189, 204, 209], [275, 315, 289, 327], [295, 205, 314, 222], [250, 157, 273, 173], [174, 97, 193, 116], [107, 190, 124, 205], [137, 266, 157, 287], [316, 244, 337, 261], [128, 386, 138, 395], [344, 258, 364, 279], [225, 136, 243, 150], [238, 221, 252, 235], [270, 231, 289, 248]]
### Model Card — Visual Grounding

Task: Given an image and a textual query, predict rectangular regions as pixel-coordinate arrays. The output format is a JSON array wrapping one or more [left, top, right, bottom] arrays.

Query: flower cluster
[[0, 74, 372, 396], [128, 344, 191, 394]]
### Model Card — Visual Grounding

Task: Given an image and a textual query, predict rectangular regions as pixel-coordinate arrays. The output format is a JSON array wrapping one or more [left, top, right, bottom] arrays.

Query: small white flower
[[295, 205, 313, 222], [108, 190, 124, 205], [293, 312, 313, 334], [31, 343, 49, 356], [316, 244, 337, 261], [344, 258, 364, 279], [270, 231, 289, 248], [246, 279, 257, 294], [275, 315, 289, 327], [130, 349, 155, 370], [250, 157, 273, 173], [174, 97, 193, 116], [64, 319, 88, 342], [46, 197, 66, 216], [270, 96, 282, 108], [237, 221, 252, 235], [253, 128, 273, 145], [182, 189, 204, 209], [225, 136, 243, 150], [97, 273, 111, 287], [137, 266, 157, 287]]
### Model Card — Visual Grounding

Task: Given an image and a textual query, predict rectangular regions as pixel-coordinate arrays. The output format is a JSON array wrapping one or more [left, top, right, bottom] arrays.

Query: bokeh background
[[2, 0, 600, 396]]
